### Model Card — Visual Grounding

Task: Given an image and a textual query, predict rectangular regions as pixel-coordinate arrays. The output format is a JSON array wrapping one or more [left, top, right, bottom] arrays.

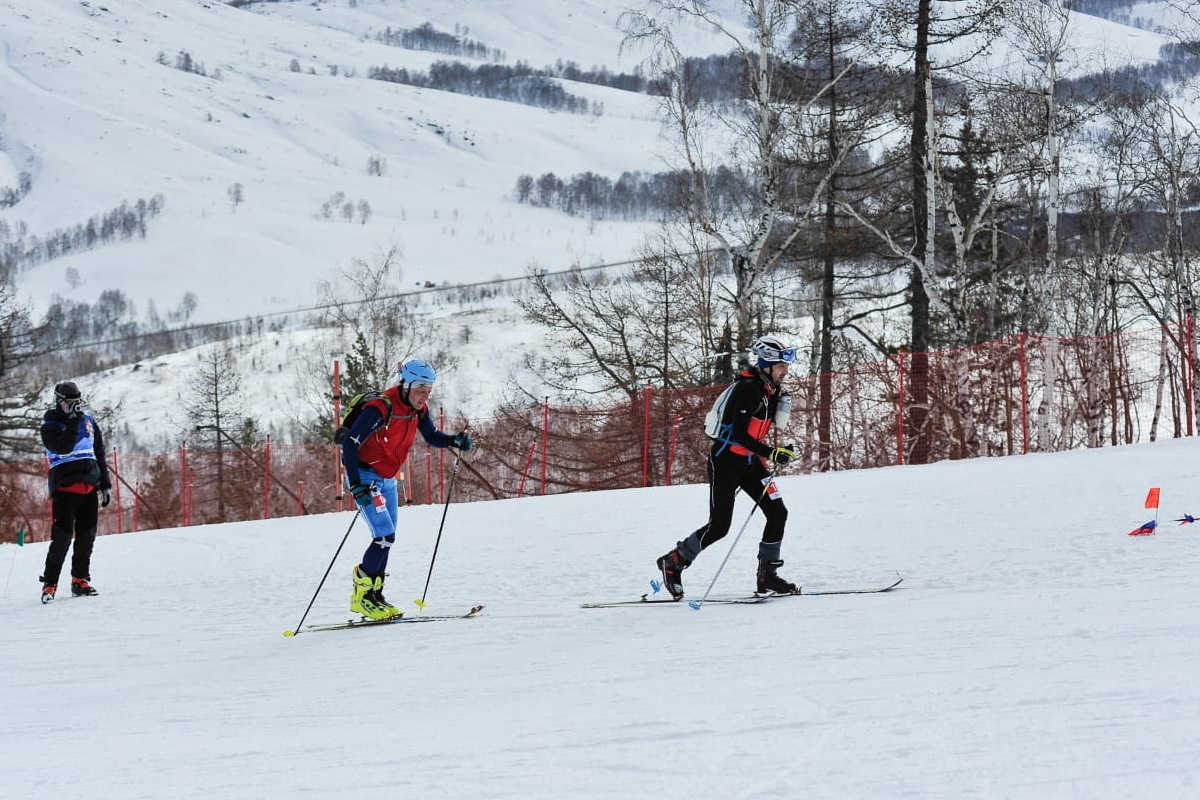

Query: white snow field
[[3, 437, 1200, 799]]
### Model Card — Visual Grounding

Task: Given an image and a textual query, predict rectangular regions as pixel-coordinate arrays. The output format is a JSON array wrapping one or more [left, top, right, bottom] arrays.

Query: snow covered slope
[[1, 0, 1182, 326], [0, 0, 734, 324]]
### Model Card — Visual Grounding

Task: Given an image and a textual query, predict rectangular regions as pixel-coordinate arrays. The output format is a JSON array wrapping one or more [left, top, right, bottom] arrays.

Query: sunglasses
[[408, 382, 434, 390]]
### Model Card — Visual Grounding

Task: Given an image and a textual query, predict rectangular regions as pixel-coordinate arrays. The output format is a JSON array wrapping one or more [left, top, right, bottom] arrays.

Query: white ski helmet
[[750, 336, 795, 369]]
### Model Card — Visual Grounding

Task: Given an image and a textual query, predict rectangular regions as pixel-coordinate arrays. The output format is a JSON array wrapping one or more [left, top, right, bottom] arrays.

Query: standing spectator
[[39, 381, 111, 603], [339, 360, 473, 619], [656, 336, 799, 599]]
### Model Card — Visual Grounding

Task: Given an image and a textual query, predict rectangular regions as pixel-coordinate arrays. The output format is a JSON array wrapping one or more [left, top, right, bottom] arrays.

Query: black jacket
[[711, 368, 781, 460], [41, 407, 111, 495]]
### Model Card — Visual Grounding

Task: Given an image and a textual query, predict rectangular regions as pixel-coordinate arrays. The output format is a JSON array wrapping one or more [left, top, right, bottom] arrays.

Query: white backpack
[[703, 384, 737, 439], [704, 385, 791, 439]]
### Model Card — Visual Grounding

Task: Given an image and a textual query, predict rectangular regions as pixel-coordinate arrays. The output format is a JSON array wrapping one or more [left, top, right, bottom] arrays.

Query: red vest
[[354, 386, 425, 479], [729, 375, 774, 457]]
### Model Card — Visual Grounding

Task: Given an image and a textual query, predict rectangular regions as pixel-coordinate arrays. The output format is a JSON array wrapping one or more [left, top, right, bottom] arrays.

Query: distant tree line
[[36, 290, 289, 385], [0, 195, 165, 275], [546, 60, 650, 93], [373, 21, 650, 93], [513, 168, 752, 221], [367, 62, 596, 114], [1066, 0, 1136, 17], [1066, 41, 1200, 96], [375, 22, 505, 62], [0, 172, 31, 210]]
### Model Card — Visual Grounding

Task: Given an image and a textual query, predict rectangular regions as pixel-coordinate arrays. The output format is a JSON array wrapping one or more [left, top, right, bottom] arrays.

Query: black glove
[[451, 431, 474, 452], [64, 399, 83, 419], [768, 444, 797, 465], [100, 490, 111, 508], [349, 483, 373, 508]]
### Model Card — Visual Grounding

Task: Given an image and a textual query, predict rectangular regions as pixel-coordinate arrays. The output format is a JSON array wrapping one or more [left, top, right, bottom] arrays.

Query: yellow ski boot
[[351, 566, 388, 619], [367, 575, 402, 619]]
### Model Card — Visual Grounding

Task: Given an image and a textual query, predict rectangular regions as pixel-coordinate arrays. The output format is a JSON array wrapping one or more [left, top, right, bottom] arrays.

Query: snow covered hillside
[[2, 438, 1199, 799], [1, 0, 1192, 436], [0, 0, 736, 324]]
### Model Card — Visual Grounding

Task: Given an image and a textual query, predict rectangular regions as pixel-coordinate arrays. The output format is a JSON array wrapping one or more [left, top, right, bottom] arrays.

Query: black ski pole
[[689, 465, 780, 610], [283, 510, 360, 636], [414, 449, 464, 612]]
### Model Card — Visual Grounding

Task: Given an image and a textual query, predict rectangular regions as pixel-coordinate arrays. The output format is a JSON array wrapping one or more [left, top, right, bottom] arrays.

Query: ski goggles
[[762, 346, 797, 364], [407, 381, 435, 390]]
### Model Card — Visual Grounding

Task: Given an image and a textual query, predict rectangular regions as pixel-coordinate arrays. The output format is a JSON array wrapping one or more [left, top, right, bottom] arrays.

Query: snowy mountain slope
[[3, 0, 1194, 435], [2, 437, 1199, 799], [1, 0, 1183, 325], [0, 0, 690, 324]]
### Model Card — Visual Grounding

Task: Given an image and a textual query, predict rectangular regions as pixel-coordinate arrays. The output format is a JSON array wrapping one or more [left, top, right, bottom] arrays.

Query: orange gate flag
[[1145, 487, 1161, 510]]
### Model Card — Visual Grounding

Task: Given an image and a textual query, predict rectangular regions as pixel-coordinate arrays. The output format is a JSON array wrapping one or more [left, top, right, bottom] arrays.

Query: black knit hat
[[54, 381, 81, 400]]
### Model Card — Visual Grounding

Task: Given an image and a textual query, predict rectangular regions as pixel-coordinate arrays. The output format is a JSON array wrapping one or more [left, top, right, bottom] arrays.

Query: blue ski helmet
[[399, 359, 437, 386]]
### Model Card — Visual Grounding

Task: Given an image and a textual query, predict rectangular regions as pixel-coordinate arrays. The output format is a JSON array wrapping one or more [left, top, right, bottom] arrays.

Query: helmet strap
[[752, 363, 780, 393]]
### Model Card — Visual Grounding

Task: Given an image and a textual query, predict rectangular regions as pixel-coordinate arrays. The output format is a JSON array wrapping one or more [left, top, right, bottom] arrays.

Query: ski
[[755, 574, 904, 598], [284, 605, 484, 636], [581, 575, 903, 609], [581, 593, 766, 608]]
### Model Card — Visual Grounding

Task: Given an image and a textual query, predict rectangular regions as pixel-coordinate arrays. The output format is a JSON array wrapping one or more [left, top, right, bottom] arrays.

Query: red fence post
[[665, 415, 680, 486], [263, 435, 272, 519], [332, 360, 343, 512], [425, 449, 433, 505], [1186, 312, 1195, 437], [896, 349, 906, 466], [180, 443, 189, 526], [1019, 332, 1030, 454], [438, 409, 446, 502], [187, 468, 196, 527], [112, 449, 123, 533], [642, 382, 652, 487], [541, 398, 549, 496]]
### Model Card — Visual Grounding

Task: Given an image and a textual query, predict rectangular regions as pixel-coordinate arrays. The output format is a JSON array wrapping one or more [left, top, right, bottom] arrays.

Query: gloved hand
[[63, 399, 83, 419], [768, 444, 797, 465], [100, 490, 111, 508], [451, 431, 474, 452], [349, 483, 373, 508]]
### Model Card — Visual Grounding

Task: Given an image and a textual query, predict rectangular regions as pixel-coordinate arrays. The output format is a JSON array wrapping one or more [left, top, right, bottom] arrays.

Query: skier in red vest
[[339, 359, 472, 619]]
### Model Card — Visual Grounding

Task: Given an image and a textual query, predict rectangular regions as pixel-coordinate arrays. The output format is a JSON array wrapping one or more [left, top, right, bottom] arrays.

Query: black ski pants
[[42, 491, 99, 585], [691, 450, 787, 553]]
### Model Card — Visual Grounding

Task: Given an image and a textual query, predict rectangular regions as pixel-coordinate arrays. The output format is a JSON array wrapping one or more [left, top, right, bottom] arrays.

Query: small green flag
[[16, 528, 24, 547]]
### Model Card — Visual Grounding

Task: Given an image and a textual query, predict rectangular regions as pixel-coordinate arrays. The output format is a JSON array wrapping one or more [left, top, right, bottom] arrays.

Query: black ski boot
[[71, 577, 98, 597], [656, 548, 691, 600], [40, 576, 57, 604], [756, 559, 798, 595]]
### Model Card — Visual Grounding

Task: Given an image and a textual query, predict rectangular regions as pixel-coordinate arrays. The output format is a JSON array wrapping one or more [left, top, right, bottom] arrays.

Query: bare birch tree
[[620, 0, 851, 366], [315, 243, 452, 395]]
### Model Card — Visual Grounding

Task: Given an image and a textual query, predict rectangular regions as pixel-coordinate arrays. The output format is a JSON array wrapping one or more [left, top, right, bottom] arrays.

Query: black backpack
[[333, 391, 392, 444]]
